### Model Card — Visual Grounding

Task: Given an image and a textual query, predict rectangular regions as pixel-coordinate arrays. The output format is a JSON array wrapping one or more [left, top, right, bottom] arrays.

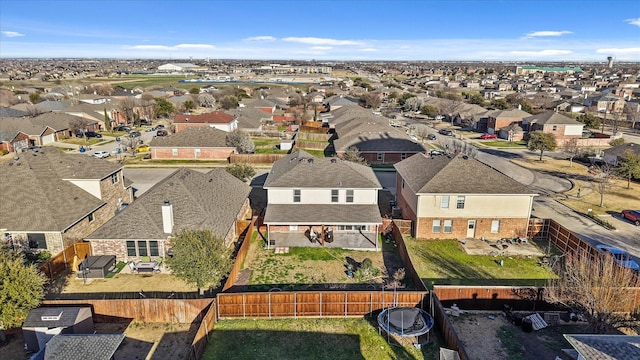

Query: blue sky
[[1, 0, 638, 61]]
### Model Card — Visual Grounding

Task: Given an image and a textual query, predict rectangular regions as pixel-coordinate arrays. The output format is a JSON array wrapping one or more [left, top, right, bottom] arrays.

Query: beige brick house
[[149, 127, 237, 161], [394, 153, 537, 240], [0, 148, 133, 255]]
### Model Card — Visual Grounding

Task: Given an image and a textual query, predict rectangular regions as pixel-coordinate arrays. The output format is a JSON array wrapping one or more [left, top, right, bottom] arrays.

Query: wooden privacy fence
[[527, 217, 549, 239], [223, 217, 256, 292], [294, 140, 328, 150], [188, 300, 219, 360], [42, 298, 213, 323], [391, 223, 427, 292], [229, 153, 287, 164], [216, 291, 428, 319], [300, 125, 329, 133], [40, 242, 91, 279], [431, 292, 470, 360]]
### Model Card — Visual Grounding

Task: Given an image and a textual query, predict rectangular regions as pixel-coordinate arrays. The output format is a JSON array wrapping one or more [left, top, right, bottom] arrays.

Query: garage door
[[41, 133, 56, 145]]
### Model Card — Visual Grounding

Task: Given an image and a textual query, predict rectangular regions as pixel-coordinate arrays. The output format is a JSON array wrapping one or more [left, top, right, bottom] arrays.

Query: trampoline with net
[[377, 307, 434, 346]]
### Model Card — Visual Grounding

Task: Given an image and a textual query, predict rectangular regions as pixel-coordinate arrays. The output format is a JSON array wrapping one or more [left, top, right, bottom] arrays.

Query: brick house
[[486, 108, 532, 134], [86, 168, 251, 261], [522, 110, 584, 147], [0, 130, 30, 152], [0, 148, 133, 255], [0, 113, 99, 147], [394, 153, 537, 240], [173, 111, 238, 133], [149, 127, 237, 161]]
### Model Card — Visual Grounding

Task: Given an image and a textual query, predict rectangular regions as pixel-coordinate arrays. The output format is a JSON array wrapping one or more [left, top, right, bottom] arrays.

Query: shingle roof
[[174, 111, 235, 124], [603, 143, 640, 157], [490, 108, 532, 119], [35, 101, 70, 112], [0, 112, 97, 135], [0, 148, 123, 231], [0, 130, 21, 142], [523, 110, 582, 125], [149, 126, 230, 148], [264, 204, 382, 224], [264, 150, 381, 189], [86, 168, 251, 240], [227, 107, 269, 130], [0, 106, 28, 118], [394, 153, 535, 195], [23, 307, 85, 328], [44, 334, 125, 360], [240, 98, 276, 109], [333, 117, 425, 153], [564, 334, 640, 360]]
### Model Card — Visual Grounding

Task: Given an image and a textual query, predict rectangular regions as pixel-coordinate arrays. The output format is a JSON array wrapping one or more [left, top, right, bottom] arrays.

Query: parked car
[[84, 131, 102, 138], [140, 120, 152, 126], [596, 244, 640, 271], [438, 129, 453, 136], [146, 126, 158, 132], [114, 125, 132, 132], [621, 209, 640, 226], [427, 134, 437, 140], [92, 151, 110, 158], [480, 133, 497, 139], [429, 149, 446, 156], [129, 131, 142, 138], [134, 144, 150, 153], [156, 124, 165, 129], [156, 129, 168, 137]]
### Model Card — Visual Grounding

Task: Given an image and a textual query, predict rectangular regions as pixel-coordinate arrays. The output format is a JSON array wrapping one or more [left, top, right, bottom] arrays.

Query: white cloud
[[360, 48, 377, 52], [625, 18, 640, 27], [510, 49, 573, 56], [282, 37, 363, 46], [596, 47, 640, 54], [1, 31, 25, 37], [174, 44, 214, 49], [524, 31, 572, 38], [310, 46, 332, 50], [244, 36, 276, 41], [128, 44, 214, 51]]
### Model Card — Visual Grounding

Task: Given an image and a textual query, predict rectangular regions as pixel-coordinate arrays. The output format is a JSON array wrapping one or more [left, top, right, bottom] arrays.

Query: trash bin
[[522, 317, 533, 332]]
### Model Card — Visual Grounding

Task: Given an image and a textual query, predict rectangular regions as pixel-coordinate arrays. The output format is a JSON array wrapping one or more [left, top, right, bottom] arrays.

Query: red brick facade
[[151, 147, 236, 161], [415, 216, 529, 240]]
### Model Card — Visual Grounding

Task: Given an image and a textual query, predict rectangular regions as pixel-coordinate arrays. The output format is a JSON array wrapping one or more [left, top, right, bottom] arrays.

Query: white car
[[92, 151, 110, 159]]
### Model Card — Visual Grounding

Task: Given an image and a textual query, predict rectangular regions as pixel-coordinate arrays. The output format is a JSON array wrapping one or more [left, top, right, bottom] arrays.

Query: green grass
[[203, 318, 440, 360], [479, 140, 527, 148], [105, 261, 127, 278], [302, 149, 326, 158], [110, 75, 196, 89], [252, 138, 281, 147], [405, 239, 557, 287], [254, 148, 289, 154], [283, 247, 348, 261]]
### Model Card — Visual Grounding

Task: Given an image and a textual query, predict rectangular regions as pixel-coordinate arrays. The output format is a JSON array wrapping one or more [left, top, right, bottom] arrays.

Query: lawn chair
[[153, 259, 162, 273]]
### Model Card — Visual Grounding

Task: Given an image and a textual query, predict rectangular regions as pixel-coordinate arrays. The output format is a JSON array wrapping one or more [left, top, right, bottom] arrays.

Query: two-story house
[[0, 148, 133, 255], [394, 153, 537, 240], [263, 150, 383, 250], [522, 111, 584, 147], [486, 108, 532, 135]]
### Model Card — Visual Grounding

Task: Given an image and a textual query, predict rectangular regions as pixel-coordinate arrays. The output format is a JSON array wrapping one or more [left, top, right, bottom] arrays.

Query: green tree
[[154, 97, 175, 118], [29, 91, 41, 104], [183, 100, 196, 111], [519, 101, 534, 114], [166, 229, 233, 294], [219, 95, 239, 110], [490, 98, 509, 110], [225, 130, 255, 154], [0, 250, 46, 342], [468, 93, 486, 106], [189, 87, 200, 94], [617, 149, 640, 189], [609, 138, 625, 147], [527, 131, 557, 161], [226, 163, 256, 182], [103, 108, 111, 131], [342, 146, 368, 166], [397, 93, 416, 106], [576, 113, 601, 129], [420, 104, 438, 118]]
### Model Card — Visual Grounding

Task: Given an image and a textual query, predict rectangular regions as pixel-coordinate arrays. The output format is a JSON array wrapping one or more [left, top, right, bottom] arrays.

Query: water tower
[[607, 56, 614, 68]]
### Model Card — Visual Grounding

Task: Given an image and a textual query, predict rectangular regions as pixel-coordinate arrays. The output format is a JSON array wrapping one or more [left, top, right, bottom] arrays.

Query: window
[[346, 190, 354, 203], [27, 233, 47, 249], [126, 241, 136, 257], [172, 148, 178, 156], [331, 189, 339, 203], [137, 240, 148, 256], [88, 213, 94, 222], [149, 241, 159, 256], [401, 153, 407, 160], [443, 220, 453, 233], [552, 125, 557, 131], [194, 148, 201, 156], [377, 153, 383, 161], [491, 220, 500, 233], [293, 189, 301, 202], [432, 220, 441, 233], [111, 173, 119, 184], [456, 196, 465, 209], [441, 196, 450, 209], [402, 179, 405, 189]]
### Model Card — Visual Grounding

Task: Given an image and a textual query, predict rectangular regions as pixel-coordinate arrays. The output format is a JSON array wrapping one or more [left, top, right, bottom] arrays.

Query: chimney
[[162, 200, 174, 234]]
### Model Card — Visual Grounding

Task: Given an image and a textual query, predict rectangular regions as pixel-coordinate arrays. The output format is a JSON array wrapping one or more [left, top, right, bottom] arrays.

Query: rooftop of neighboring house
[[0, 112, 97, 134], [264, 150, 381, 189], [240, 97, 277, 110], [488, 108, 532, 119], [226, 107, 270, 130], [174, 110, 236, 124], [603, 142, 640, 157], [86, 167, 251, 240], [22, 307, 87, 328], [0, 106, 29, 118], [564, 335, 640, 360], [0, 148, 125, 231], [523, 110, 583, 125], [333, 116, 425, 153], [394, 152, 536, 195], [41, 334, 126, 360], [149, 126, 230, 148]]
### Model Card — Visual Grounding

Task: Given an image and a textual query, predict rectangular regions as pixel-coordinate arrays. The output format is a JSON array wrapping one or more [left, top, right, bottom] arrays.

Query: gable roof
[[394, 153, 535, 195], [0, 148, 122, 231], [174, 111, 235, 124], [0, 112, 97, 135], [227, 107, 270, 130], [265, 150, 381, 189], [44, 334, 126, 360], [603, 142, 640, 157], [86, 168, 251, 240], [241, 98, 276, 110], [490, 108, 532, 119], [149, 126, 230, 148], [564, 334, 640, 360], [0, 106, 28, 118], [523, 110, 582, 125], [23, 307, 86, 328], [0, 130, 23, 142]]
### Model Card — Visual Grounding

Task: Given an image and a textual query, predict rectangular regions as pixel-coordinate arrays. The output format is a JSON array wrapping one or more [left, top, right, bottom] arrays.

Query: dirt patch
[[461, 238, 545, 257], [48, 272, 198, 297]]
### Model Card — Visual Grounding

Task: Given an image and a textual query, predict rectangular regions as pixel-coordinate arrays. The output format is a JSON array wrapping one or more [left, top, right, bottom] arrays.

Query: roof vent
[[41, 309, 64, 321], [462, 155, 469, 160]]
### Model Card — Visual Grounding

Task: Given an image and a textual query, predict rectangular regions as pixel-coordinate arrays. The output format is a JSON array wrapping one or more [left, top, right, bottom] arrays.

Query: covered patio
[[267, 229, 379, 250]]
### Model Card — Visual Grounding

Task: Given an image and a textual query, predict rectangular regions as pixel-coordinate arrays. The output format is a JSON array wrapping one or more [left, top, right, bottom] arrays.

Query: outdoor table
[[135, 261, 158, 273]]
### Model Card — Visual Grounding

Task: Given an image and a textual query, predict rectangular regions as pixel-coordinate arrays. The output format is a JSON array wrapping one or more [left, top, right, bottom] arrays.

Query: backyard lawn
[[202, 317, 440, 360], [240, 233, 408, 291], [404, 239, 557, 287]]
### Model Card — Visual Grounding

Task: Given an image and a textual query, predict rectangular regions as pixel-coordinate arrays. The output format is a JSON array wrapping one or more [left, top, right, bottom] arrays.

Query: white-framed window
[[401, 153, 407, 160], [126, 240, 160, 257], [111, 173, 119, 184], [293, 189, 301, 202], [346, 190, 354, 203], [441, 196, 450, 209], [377, 153, 383, 161], [172, 148, 178, 156], [491, 220, 500, 233], [337, 225, 368, 231], [443, 220, 453, 233], [456, 196, 465, 209], [552, 125, 557, 131], [331, 189, 339, 203], [432, 220, 441, 233], [289, 225, 298, 231], [194, 148, 201, 156]]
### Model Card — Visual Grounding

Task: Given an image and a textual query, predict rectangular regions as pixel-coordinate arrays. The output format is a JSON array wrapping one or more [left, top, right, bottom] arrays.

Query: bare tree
[[563, 138, 583, 167], [546, 248, 640, 333], [25, 105, 45, 117], [68, 117, 93, 135], [120, 98, 137, 124], [342, 146, 368, 166], [363, 92, 382, 109], [198, 93, 216, 108], [225, 130, 255, 154], [593, 163, 613, 207], [439, 98, 461, 125]]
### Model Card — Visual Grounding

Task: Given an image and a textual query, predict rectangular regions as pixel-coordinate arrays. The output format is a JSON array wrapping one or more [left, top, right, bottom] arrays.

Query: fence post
[[370, 292, 373, 315], [344, 292, 347, 317], [294, 292, 297, 319], [268, 292, 271, 319], [242, 293, 245, 318], [319, 292, 322, 318], [204, 318, 209, 342]]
